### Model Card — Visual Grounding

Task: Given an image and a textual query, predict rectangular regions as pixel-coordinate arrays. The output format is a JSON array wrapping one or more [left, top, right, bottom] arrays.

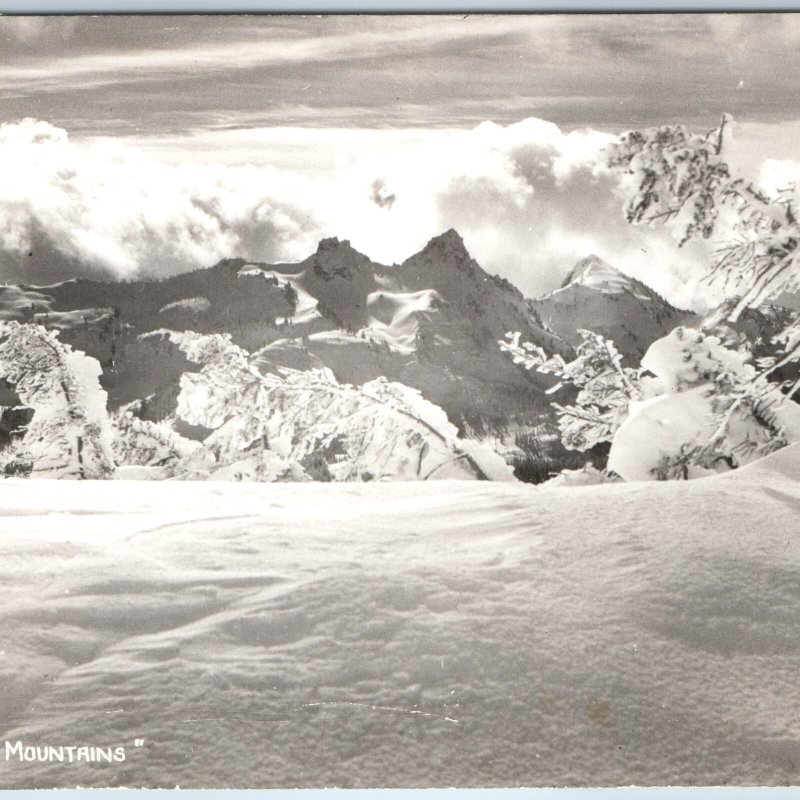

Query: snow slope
[[0, 446, 799, 788], [0, 285, 54, 320], [360, 289, 441, 354], [159, 297, 212, 315], [238, 265, 321, 325]]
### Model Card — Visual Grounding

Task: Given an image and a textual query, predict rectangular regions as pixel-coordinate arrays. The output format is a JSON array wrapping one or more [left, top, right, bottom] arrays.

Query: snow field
[[0, 446, 799, 788], [0, 286, 55, 320], [572, 260, 651, 299]]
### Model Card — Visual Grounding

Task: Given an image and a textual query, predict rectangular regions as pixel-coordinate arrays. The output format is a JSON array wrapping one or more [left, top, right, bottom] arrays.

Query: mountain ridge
[[0, 230, 724, 477], [0, 232, 571, 439]]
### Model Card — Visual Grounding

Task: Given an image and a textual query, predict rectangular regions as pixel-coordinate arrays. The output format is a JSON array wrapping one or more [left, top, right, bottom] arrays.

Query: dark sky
[[2, 14, 800, 137]]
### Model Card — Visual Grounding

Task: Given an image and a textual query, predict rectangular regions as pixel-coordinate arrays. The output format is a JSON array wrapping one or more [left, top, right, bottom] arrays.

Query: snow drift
[[0, 444, 798, 788], [608, 327, 800, 481]]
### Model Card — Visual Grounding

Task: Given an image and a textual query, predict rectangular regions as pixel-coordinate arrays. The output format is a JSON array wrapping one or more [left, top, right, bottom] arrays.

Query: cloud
[[5, 15, 800, 152], [0, 115, 717, 309], [370, 180, 396, 210], [301, 116, 714, 307], [0, 118, 323, 283]]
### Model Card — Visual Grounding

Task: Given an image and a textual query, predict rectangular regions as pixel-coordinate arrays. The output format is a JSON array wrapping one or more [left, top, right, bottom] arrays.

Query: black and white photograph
[[1, 11, 800, 789]]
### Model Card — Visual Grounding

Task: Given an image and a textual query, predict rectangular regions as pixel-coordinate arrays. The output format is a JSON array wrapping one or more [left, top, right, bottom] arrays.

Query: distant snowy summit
[[531, 254, 696, 359], [560, 254, 654, 300]]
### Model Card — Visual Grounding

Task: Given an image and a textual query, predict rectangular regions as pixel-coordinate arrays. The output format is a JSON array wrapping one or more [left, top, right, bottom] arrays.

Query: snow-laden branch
[[606, 114, 800, 319], [0, 321, 114, 478], [500, 329, 640, 452]]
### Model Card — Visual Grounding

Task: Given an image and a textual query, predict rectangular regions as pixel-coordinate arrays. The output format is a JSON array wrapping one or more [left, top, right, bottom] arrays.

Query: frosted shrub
[[503, 325, 800, 481], [500, 328, 641, 451], [0, 321, 114, 478], [608, 114, 800, 359]]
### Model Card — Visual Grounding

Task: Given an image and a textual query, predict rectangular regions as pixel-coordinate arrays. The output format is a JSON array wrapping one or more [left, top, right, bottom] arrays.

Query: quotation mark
[[134, 739, 144, 747]]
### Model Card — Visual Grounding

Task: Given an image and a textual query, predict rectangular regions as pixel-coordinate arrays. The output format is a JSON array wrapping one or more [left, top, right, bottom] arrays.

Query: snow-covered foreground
[[1, 448, 800, 788]]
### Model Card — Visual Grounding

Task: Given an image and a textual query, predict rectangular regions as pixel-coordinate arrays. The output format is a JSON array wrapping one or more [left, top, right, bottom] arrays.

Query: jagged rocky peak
[[311, 236, 376, 280], [419, 228, 471, 259], [316, 236, 353, 254], [400, 229, 479, 281]]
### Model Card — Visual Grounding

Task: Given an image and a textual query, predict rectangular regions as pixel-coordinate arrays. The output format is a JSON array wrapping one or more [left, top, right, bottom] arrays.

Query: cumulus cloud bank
[[0, 115, 714, 308], [0, 118, 325, 284]]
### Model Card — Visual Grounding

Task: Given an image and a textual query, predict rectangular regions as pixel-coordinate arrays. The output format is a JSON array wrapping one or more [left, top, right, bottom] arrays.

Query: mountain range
[[0, 229, 788, 479]]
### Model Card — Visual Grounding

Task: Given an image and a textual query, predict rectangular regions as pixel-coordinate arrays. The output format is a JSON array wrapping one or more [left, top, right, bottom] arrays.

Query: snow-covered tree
[[503, 114, 800, 481], [607, 114, 800, 336], [152, 329, 514, 482], [608, 327, 800, 481], [500, 329, 641, 450], [604, 114, 800, 473], [111, 410, 202, 476], [502, 322, 800, 481], [0, 321, 115, 478]]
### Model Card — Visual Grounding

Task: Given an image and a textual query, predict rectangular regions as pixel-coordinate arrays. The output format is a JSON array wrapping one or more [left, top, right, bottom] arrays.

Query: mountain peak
[[561, 254, 619, 289], [533, 255, 696, 360], [559, 254, 659, 301], [309, 237, 375, 281], [420, 229, 470, 258], [316, 236, 355, 255]]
